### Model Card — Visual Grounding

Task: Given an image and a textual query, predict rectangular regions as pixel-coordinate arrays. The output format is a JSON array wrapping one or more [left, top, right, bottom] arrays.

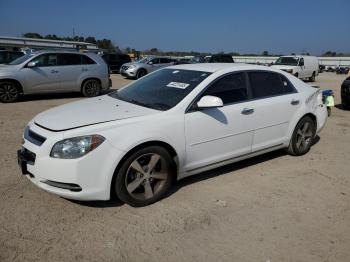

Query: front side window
[[30, 54, 58, 67], [109, 69, 211, 111], [248, 71, 295, 99], [275, 57, 299, 66], [202, 72, 248, 105]]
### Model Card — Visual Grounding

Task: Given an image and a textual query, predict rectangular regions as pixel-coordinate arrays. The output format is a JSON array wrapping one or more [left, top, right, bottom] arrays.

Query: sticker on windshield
[[166, 82, 190, 89], [172, 70, 180, 74]]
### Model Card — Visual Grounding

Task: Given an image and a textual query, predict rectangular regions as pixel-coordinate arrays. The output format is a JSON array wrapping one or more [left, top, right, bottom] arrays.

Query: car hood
[[271, 65, 295, 70], [34, 95, 159, 131], [0, 64, 19, 71]]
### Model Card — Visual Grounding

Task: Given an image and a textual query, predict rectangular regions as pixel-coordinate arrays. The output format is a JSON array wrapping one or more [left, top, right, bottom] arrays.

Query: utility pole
[[73, 28, 75, 38]]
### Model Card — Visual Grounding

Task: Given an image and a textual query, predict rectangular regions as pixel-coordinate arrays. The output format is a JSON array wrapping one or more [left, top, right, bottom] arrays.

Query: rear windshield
[[109, 69, 211, 111]]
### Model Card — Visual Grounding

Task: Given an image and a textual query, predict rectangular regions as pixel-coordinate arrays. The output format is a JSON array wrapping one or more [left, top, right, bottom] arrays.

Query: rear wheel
[[287, 116, 316, 156], [136, 69, 147, 79], [81, 79, 101, 97], [114, 146, 175, 207], [0, 81, 20, 103]]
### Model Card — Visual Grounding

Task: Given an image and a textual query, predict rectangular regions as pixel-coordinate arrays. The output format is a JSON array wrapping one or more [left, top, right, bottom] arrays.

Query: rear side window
[[203, 72, 248, 104], [81, 55, 96, 65], [59, 54, 81, 66], [160, 58, 172, 63], [248, 71, 295, 99]]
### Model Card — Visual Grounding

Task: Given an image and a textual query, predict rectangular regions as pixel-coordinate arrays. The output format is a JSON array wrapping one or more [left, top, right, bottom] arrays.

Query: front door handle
[[241, 108, 254, 115], [291, 99, 300, 105]]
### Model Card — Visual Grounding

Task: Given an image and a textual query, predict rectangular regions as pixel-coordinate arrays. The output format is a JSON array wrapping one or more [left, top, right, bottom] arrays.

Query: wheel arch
[[0, 78, 24, 93], [109, 140, 179, 199]]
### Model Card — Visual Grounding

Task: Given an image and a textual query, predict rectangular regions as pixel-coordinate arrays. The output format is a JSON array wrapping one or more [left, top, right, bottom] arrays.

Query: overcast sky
[[0, 0, 349, 55]]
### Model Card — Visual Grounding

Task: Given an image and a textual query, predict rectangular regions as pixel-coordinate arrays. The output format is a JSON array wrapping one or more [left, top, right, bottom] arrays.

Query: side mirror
[[27, 61, 36, 68], [197, 95, 223, 109], [148, 61, 153, 65]]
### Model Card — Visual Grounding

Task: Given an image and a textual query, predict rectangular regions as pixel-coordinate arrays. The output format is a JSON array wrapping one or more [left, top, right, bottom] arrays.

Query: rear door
[[159, 58, 174, 68], [58, 53, 83, 91], [22, 53, 61, 93], [247, 71, 301, 151]]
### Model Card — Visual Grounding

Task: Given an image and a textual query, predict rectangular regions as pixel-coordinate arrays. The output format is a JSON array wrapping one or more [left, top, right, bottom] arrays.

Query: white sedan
[[18, 64, 328, 206]]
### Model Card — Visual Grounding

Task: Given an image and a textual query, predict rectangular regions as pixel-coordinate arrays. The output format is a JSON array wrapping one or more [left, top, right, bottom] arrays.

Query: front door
[[184, 72, 255, 172], [22, 53, 60, 93]]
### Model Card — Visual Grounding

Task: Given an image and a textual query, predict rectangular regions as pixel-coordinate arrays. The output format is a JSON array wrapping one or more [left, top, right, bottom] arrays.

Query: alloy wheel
[[295, 122, 313, 151], [0, 82, 18, 102], [84, 80, 100, 97], [125, 153, 168, 200]]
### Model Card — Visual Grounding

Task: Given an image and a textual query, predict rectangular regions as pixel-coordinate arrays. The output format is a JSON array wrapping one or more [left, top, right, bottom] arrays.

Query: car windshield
[[109, 69, 211, 111], [136, 57, 153, 63], [9, 53, 34, 65], [275, 57, 299, 66]]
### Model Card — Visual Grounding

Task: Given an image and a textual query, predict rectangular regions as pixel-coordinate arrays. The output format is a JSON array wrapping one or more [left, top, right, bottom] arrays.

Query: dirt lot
[[1, 72, 349, 262]]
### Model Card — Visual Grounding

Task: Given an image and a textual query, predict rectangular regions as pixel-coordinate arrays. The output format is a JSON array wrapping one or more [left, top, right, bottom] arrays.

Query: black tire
[[0, 81, 20, 103], [294, 73, 299, 78], [309, 72, 316, 82], [136, 69, 147, 79], [287, 116, 316, 156], [81, 79, 101, 97], [114, 146, 175, 207]]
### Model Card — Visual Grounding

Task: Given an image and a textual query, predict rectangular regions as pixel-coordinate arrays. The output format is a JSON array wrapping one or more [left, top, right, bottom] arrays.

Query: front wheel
[[287, 116, 316, 156], [0, 81, 20, 103], [114, 146, 175, 207], [136, 69, 147, 79], [81, 79, 101, 97]]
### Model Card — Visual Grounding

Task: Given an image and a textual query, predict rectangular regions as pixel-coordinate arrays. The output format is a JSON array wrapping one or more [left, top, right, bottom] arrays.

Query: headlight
[[50, 135, 105, 159], [128, 64, 136, 69]]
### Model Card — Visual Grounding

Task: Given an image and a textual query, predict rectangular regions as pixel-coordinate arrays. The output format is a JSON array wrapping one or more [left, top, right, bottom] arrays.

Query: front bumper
[[17, 124, 125, 201], [120, 67, 137, 78]]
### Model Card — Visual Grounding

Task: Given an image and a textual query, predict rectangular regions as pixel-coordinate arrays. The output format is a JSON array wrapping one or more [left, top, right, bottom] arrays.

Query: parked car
[[326, 66, 336, 72], [319, 64, 325, 73], [341, 76, 350, 108], [0, 51, 110, 103], [120, 56, 176, 79], [336, 67, 349, 75], [101, 53, 131, 73], [208, 54, 234, 63], [271, 55, 319, 81], [0, 50, 25, 64], [18, 64, 327, 206]]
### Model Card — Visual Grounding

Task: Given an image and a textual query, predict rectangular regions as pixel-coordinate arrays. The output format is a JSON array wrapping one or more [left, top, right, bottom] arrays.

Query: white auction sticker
[[166, 82, 190, 89]]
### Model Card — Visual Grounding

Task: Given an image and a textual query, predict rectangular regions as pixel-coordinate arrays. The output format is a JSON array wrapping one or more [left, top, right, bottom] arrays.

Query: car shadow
[[165, 149, 287, 199], [335, 104, 350, 111]]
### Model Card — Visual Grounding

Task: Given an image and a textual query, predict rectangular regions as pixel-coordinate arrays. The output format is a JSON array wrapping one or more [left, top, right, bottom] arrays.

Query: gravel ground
[[0, 72, 349, 262]]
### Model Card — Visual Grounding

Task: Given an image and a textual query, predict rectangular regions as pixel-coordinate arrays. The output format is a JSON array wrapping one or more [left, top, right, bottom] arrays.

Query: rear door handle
[[51, 70, 58, 73], [241, 108, 254, 115], [291, 99, 300, 105]]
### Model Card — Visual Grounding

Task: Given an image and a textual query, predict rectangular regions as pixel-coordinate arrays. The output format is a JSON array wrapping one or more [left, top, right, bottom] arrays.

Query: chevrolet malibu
[[18, 64, 328, 206]]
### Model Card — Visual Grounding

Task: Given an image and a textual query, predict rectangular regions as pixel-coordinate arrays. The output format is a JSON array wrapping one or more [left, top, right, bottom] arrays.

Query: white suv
[[0, 51, 110, 102], [18, 64, 327, 206]]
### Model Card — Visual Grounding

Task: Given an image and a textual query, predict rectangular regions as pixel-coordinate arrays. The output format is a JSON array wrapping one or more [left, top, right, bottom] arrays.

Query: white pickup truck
[[272, 55, 319, 82]]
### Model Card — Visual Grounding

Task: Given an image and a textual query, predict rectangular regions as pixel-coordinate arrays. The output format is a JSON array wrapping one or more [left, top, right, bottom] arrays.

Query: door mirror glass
[[197, 95, 223, 109], [27, 61, 36, 68], [299, 59, 304, 66]]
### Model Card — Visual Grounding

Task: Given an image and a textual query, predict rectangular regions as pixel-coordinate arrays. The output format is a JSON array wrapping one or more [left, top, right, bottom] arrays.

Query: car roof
[[167, 63, 274, 73], [31, 50, 86, 55]]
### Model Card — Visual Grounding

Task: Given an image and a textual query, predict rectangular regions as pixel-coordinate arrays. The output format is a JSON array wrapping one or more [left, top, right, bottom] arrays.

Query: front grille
[[121, 65, 129, 70], [24, 126, 46, 146]]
